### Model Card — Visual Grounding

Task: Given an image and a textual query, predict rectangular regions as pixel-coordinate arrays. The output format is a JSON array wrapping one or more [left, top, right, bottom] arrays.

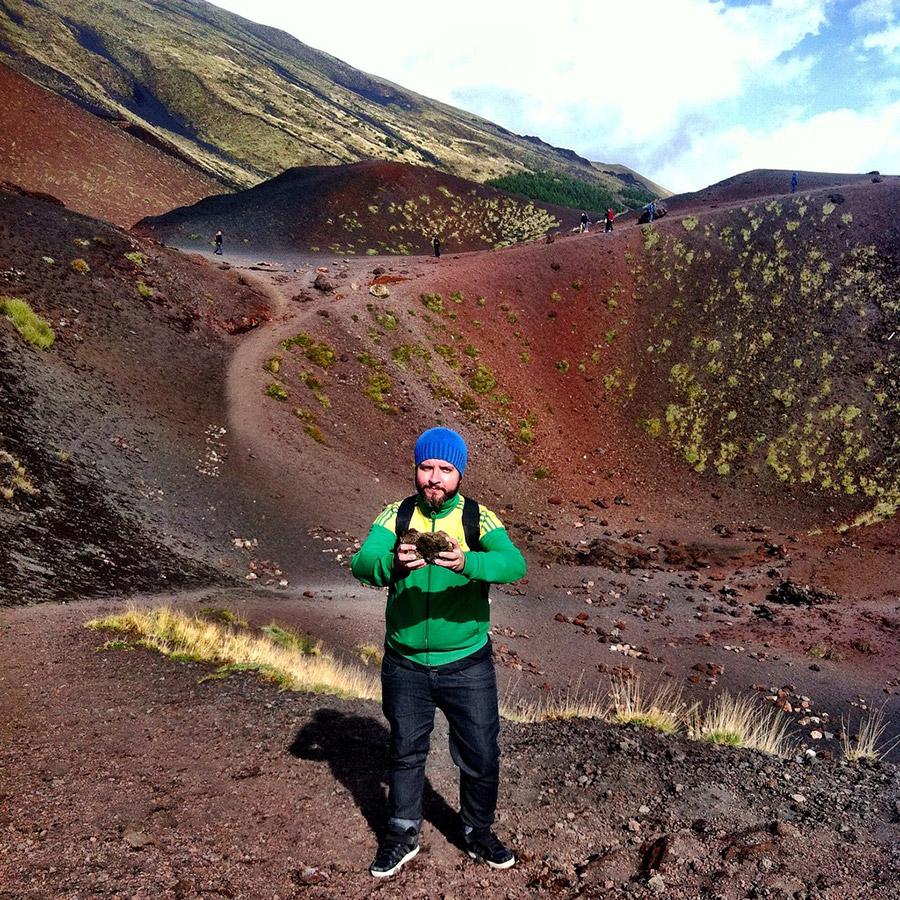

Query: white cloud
[[213, 0, 827, 143], [762, 54, 817, 87], [657, 103, 900, 191], [863, 24, 900, 52], [358, 0, 832, 178], [868, 75, 900, 106]]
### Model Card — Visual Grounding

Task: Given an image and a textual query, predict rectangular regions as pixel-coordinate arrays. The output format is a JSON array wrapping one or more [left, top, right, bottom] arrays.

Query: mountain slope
[[132, 162, 900, 536], [0, 189, 290, 604], [0, 0, 659, 203], [592, 160, 673, 201], [0, 61, 225, 227]]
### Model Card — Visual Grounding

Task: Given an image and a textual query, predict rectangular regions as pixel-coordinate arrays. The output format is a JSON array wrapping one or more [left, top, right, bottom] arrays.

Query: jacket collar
[[416, 491, 462, 519]]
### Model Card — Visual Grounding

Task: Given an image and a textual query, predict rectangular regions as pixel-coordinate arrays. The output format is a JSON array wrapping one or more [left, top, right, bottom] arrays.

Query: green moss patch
[[0, 297, 55, 349]]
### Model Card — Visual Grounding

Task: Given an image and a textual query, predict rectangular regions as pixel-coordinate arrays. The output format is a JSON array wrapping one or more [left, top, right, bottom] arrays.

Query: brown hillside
[[663, 167, 884, 211], [0, 62, 225, 228], [136, 160, 589, 257], [139, 163, 900, 537]]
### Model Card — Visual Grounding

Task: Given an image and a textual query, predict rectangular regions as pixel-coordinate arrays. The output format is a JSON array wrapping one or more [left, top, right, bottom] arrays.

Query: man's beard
[[420, 484, 458, 512]]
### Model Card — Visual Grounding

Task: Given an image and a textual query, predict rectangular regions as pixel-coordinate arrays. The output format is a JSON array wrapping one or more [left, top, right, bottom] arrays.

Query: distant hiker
[[214, 230, 223, 254], [352, 427, 526, 877], [433, 235, 441, 258], [605, 208, 614, 233], [791, 172, 798, 193], [646, 201, 656, 223], [580, 211, 589, 233]]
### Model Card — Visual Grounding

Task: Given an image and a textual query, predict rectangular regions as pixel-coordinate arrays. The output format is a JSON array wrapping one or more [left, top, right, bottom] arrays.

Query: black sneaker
[[465, 828, 515, 869], [369, 827, 419, 877]]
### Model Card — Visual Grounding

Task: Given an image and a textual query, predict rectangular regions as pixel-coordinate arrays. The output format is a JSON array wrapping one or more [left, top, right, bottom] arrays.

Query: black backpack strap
[[461, 496, 482, 551], [462, 497, 489, 600], [394, 494, 419, 548]]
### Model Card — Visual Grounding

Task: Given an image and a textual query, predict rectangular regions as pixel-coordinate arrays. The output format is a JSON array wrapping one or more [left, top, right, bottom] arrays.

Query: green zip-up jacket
[[351, 493, 526, 666]]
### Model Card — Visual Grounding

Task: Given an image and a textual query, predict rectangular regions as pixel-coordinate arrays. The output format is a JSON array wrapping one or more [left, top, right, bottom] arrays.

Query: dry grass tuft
[[0, 447, 39, 499], [608, 675, 684, 734], [841, 708, 898, 762], [356, 643, 383, 666], [86, 606, 380, 700], [500, 675, 606, 724], [505, 676, 794, 757], [688, 691, 794, 756]]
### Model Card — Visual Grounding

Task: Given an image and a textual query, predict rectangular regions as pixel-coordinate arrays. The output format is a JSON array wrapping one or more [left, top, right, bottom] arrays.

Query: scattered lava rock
[[766, 579, 837, 607], [544, 537, 653, 572], [313, 272, 335, 292]]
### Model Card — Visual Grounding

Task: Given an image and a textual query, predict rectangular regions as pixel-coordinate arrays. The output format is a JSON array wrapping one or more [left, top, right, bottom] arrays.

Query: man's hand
[[434, 535, 466, 574], [394, 542, 427, 579]]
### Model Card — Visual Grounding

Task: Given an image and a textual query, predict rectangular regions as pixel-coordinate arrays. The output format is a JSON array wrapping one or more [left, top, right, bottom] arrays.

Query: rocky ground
[[1, 590, 899, 900]]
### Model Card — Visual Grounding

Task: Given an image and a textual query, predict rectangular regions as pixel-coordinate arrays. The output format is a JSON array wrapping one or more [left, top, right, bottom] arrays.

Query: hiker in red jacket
[[605, 208, 614, 233]]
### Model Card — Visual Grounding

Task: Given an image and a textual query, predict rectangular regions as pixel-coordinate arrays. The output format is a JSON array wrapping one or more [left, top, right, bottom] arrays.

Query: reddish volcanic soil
[[2, 167, 900, 899], [0, 62, 226, 228]]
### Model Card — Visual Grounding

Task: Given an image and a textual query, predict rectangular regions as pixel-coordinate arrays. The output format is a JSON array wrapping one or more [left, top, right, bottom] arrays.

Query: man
[[214, 230, 223, 254], [351, 426, 526, 877], [605, 208, 614, 233]]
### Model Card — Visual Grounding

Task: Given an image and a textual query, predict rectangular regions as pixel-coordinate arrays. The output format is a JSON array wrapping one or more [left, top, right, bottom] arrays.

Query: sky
[[208, 0, 900, 194]]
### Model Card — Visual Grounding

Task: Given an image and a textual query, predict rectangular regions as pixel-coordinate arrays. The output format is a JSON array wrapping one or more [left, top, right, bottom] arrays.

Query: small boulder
[[766, 579, 836, 607], [313, 273, 335, 292]]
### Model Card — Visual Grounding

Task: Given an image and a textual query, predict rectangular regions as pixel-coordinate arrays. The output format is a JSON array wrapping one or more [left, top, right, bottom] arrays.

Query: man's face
[[415, 458, 461, 510]]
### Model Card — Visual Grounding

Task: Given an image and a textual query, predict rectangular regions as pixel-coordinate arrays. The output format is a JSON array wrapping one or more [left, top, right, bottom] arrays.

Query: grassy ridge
[[487, 169, 655, 213]]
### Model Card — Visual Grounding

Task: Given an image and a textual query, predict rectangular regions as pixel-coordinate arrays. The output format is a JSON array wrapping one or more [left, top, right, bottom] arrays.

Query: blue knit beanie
[[414, 427, 467, 477]]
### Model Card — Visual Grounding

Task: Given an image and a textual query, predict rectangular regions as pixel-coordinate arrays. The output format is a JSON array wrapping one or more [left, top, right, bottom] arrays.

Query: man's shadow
[[289, 708, 464, 848]]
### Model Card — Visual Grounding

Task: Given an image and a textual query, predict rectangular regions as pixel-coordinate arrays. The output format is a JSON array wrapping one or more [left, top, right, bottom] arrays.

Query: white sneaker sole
[[467, 849, 516, 869], [370, 843, 419, 877]]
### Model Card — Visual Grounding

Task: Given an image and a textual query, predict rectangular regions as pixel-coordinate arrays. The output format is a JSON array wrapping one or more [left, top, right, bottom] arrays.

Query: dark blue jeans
[[381, 642, 500, 834]]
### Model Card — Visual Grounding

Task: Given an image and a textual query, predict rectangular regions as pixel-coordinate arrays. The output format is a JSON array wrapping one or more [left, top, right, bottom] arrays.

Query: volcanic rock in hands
[[401, 529, 452, 563]]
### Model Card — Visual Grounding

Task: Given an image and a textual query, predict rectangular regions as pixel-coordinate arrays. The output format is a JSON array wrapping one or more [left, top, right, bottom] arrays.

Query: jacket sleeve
[[461, 526, 526, 585], [351, 521, 397, 587]]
